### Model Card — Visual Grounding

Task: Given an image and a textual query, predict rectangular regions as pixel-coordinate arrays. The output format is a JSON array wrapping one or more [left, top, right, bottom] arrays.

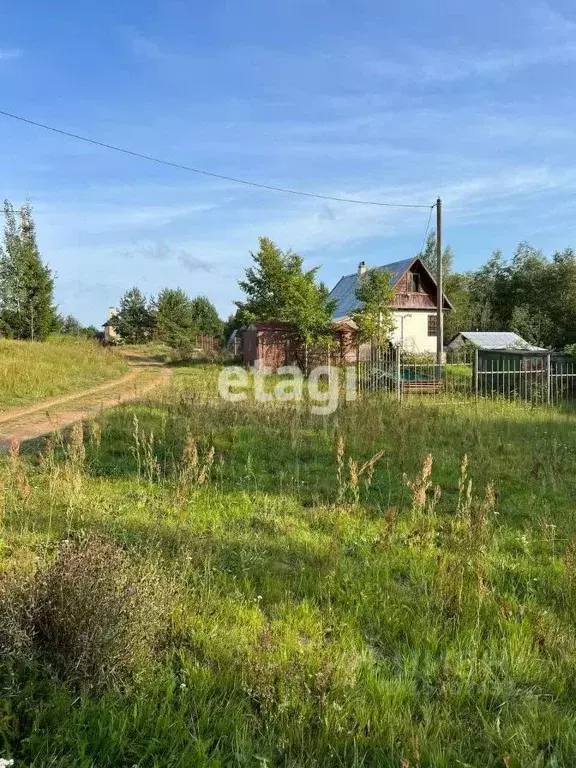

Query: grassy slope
[[0, 337, 128, 409], [2, 364, 576, 766]]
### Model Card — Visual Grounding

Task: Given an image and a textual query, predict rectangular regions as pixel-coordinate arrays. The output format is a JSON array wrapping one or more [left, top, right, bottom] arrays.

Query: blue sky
[[1, 0, 576, 325]]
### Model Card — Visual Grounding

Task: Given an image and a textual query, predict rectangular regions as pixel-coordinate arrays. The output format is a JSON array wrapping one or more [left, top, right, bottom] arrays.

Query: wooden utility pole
[[436, 197, 443, 365]]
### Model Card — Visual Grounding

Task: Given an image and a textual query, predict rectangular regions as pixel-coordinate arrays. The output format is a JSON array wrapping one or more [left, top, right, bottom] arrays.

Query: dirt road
[[0, 354, 170, 449]]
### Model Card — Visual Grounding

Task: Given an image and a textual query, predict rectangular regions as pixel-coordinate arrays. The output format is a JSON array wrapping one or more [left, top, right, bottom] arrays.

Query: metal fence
[[357, 347, 576, 407]]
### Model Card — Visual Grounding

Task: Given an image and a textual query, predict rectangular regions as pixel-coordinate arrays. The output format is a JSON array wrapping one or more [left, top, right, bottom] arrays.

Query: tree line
[[419, 233, 576, 350], [0, 201, 223, 347], [0, 201, 106, 340], [1, 198, 575, 352], [230, 234, 576, 352], [110, 287, 223, 346]]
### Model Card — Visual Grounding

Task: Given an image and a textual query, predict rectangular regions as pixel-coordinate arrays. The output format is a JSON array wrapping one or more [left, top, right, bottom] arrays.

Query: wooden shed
[[242, 320, 358, 370], [242, 322, 296, 368]]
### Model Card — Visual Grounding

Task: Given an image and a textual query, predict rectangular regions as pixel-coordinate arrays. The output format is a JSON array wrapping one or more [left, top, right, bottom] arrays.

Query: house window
[[408, 271, 421, 292], [427, 314, 438, 336]]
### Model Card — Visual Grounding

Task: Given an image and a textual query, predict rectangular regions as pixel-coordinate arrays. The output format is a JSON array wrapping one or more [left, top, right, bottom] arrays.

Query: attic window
[[409, 271, 421, 292]]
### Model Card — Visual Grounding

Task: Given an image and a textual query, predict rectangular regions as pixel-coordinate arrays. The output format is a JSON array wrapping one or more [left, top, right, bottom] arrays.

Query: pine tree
[[190, 296, 223, 339], [155, 288, 196, 346], [60, 314, 83, 335], [0, 201, 55, 340], [113, 287, 154, 343]]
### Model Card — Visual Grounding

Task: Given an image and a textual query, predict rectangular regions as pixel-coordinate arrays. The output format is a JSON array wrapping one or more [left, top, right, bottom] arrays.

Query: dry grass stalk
[[196, 446, 215, 487], [60, 423, 86, 504], [446, 479, 498, 611], [88, 420, 101, 449], [66, 422, 86, 470], [335, 435, 345, 504], [466, 482, 496, 548], [377, 507, 397, 546], [142, 429, 160, 484], [347, 457, 360, 504], [403, 454, 440, 515], [174, 435, 217, 508], [457, 453, 469, 514], [38, 437, 62, 507], [7, 438, 30, 504], [334, 437, 386, 506], [132, 413, 141, 479]]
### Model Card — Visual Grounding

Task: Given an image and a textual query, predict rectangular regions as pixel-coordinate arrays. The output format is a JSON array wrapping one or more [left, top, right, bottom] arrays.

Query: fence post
[[547, 352, 551, 406], [474, 348, 479, 402], [396, 346, 402, 403]]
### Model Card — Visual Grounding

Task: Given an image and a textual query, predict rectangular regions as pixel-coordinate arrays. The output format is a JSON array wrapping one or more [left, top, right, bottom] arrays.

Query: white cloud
[[528, 2, 576, 36], [34, 201, 216, 234], [0, 48, 21, 61], [119, 241, 213, 273], [360, 3, 576, 84], [366, 40, 576, 84]]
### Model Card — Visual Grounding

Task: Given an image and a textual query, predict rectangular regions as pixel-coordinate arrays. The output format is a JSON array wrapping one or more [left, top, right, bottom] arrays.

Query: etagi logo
[[218, 366, 357, 415]]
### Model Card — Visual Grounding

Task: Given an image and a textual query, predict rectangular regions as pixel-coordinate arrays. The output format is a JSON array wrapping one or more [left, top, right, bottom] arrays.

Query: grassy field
[[2, 363, 576, 766], [0, 337, 128, 409]]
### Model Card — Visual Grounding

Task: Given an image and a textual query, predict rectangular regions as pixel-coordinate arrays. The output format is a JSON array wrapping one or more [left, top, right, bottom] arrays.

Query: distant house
[[102, 307, 119, 344], [446, 331, 547, 353], [328, 258, 452, 355]]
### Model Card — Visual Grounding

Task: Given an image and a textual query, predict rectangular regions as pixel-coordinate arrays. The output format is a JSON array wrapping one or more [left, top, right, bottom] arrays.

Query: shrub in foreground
[[0, 535, 169, 689]]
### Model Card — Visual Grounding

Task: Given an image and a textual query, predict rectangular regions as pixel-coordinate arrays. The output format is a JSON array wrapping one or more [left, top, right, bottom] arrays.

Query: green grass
[[2, 363, 576, 766], [0, 336, 128, 409]]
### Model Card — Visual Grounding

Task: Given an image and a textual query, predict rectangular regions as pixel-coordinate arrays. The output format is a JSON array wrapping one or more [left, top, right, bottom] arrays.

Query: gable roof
[[451, 331, 547, 352], [328, 257, 451, 319]]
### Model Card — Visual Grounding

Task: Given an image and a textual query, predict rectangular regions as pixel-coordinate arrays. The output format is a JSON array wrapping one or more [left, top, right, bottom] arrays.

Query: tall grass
[[1, 364, 576, 766], [0, 337, 127, 409]]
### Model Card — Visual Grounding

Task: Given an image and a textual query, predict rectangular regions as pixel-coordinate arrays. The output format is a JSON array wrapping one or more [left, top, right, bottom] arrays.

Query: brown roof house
[[242, 256, 451, 369], [328, 257, 452, 355]]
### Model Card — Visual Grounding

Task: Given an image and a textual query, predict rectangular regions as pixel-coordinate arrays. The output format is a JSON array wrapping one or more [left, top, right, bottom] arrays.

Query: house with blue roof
[[328, 257, 452, 355]]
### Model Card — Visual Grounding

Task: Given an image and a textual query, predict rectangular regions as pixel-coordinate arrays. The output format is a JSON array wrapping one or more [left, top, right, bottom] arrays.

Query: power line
[[0, 108, 433, 209], [418, 203, 435, 255]]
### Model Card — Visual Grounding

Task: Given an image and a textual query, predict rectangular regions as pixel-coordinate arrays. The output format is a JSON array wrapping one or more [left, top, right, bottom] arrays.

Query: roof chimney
[[358, 260, 367, 276]]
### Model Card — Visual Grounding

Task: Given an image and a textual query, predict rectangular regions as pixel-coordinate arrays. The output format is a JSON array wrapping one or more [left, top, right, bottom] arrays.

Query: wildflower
[[0, 759, 14, 768]]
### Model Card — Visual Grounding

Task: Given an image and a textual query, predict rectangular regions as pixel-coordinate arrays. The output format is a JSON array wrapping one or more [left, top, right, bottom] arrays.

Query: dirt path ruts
[[0, 371, 139, 425], [0, 362, 171, 449]]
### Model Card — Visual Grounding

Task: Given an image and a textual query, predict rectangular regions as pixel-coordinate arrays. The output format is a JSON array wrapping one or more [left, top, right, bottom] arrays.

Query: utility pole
[[436, 197, 443, 365]]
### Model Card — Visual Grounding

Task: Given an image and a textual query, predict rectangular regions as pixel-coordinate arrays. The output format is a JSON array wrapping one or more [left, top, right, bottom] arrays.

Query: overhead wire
[[418, 203, 436, 256], [0, 108, 433, 209]]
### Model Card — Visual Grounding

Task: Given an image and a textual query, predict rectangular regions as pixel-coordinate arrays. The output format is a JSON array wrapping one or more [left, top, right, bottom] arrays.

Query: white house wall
[[390, 310, 438, 354]]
